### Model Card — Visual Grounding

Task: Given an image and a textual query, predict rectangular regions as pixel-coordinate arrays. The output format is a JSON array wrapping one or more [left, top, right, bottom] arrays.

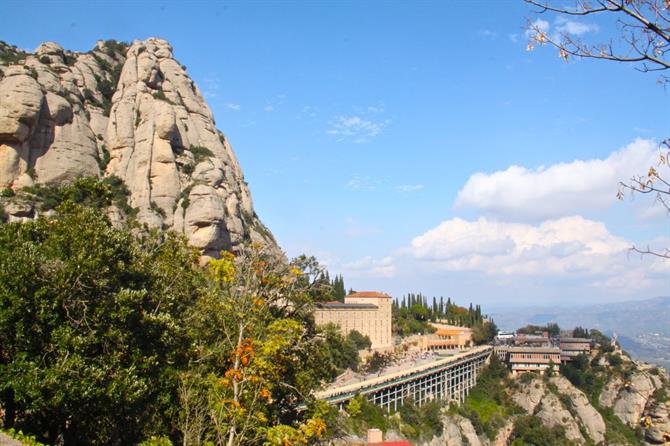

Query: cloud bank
[[455, 139, 659, 220]]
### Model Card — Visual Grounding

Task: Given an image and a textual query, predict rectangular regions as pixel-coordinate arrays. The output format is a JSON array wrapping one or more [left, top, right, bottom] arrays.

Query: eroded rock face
[[512, 377, 545, 414], [550, 376, 606, 444], [644, 400, 670, 444], [613, 372, 655, 426], [599, 376, 623, 409], [536, 392, 584, 444], [0, 38, 278, 256]]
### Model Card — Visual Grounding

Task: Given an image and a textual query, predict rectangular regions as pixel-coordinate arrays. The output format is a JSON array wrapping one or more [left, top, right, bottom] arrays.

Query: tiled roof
[[347, 291, 392, 298], [559, 337, 592, 343]]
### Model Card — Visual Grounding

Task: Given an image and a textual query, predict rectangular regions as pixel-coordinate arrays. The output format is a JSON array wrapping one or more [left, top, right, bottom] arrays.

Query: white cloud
[[411, 216, 627, 268], [526, 17, 598, 40], [343, 256, 396, 278], [395, 184, 425, 192], [226, 103, 241, 111], [264, 105, 274, 112], [327, 115, 389, 143], [555, 16, 599, 36], [509, 33, 519, 43], [408, 216, 669, 292], [455, 139, 659, 220], [526, 19, 550, 39]]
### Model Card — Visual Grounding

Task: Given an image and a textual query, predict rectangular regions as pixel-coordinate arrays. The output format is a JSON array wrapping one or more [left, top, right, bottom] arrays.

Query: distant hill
[[490, 296, 670, 370]]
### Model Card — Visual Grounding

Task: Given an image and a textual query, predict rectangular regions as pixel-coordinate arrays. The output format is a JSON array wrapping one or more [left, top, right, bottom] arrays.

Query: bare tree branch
[[525, 0, 670, 81]]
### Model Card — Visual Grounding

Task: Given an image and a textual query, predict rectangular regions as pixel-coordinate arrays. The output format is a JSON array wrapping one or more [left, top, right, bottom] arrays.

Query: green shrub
[[608, 354, 623, 367], [139, 436, 173, 446], [179, 185, 193, 210], [189, 145, 215, 163], [20, 176, 136, 219], [2, 428, 48, 446], [181, 163, 194, 175], [652, 387, 668, 402], [347, 330, 372, 350], [97, 144, 111, 171], [82, 88, 99, 106], [510, 416, 569, 445], [102, 39, 129, 57], [63, 53, 77, 66], [600, 406, 644, 445], [0, 187, 15, 198], [0, 41, 27, 65], [519, 372, 535, 384], [345, 395, 388, 435], [38, 55, 50, 65], [150, 200, 166, 218]]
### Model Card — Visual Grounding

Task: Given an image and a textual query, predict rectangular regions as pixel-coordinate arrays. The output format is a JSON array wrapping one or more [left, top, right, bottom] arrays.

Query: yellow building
[[314, 291, 393, 350], [420, 324, 473, 351]]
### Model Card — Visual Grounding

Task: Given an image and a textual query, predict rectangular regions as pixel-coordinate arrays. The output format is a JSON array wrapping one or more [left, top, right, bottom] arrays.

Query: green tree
[[347, 330, 372, 350], [572, 326, 589, 338], [362, 352, 394, 376], [180, 247, 330, 446], [0, 202, 202, 445]]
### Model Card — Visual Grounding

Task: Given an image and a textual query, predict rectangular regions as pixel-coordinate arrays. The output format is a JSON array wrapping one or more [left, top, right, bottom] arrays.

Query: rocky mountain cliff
[[335, 339, 670, 446], [425, 346, 670, 446], [0, 38, 277, 257]]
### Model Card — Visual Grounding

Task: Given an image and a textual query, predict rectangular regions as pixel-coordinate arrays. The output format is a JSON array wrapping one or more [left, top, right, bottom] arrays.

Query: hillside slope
[[0, 38, 277, 256]]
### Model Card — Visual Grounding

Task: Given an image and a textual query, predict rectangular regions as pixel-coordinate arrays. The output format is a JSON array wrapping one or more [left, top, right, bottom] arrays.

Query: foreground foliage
[[0, 203, 199, 444], [0, 180, 355, 445]]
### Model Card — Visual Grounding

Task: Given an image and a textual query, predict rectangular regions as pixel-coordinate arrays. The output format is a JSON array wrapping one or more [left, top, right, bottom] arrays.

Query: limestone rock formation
[[0, 38, 277, 255], [511, 377, 545, 413], [424, 415, 481, 446], [535, 392, 584, 443], [599, 376, 623, 408], [643, 400, 670, 444], [613, 371, 656, 426], [550, 376, 606, 444]]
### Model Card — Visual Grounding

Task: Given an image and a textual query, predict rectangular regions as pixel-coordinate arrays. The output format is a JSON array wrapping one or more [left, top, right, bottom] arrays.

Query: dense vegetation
[[341, 395, 443, 443], [393, 293, 497, 344], [516, 323, 561, 337], [0, 179, 361, 446], [451, 355, 524, 440]]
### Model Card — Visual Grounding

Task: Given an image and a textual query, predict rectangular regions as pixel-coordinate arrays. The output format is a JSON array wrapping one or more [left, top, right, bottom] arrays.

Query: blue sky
[[4, 1, 669, 309]]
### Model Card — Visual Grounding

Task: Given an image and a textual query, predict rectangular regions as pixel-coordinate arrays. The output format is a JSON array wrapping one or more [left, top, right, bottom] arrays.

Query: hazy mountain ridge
[[0, 38, 277, 256]]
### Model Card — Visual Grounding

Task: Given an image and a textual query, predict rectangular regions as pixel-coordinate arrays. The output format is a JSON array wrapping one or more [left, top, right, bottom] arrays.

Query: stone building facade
[[419, 324, 473, 351], [314, 291, 393, 350], [496, 346, 561, 376], [559, 337, 592, 362]]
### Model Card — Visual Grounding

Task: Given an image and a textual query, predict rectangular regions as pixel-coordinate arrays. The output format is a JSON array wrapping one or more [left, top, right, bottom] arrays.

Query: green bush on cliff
[[457, 354, 523, 439], [510, 416, 570, 446]]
